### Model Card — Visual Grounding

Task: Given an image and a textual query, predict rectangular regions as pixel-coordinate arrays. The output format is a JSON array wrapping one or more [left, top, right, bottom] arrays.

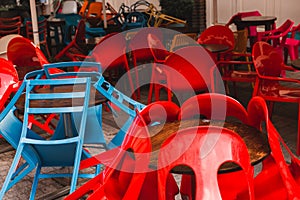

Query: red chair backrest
[[91, 32, 128, 70], [147, 33, 170, 61], [128, 27, 163, 64], [179, 93, 248, 123], [161, 45, 215, 92], [157, 126, 254, 199], [252, 41, 283, 77], [197, 25, 235, 52]]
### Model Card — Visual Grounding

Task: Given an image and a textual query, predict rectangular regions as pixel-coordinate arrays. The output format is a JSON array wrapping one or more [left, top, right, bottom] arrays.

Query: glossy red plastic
[[197, 25, 235, 60], [252, 41, 300, 155], [157, 126, 254, 199], [283, 23, 300, 62], [65, 101, 180, 199], [257, 19, 294, 48], [150, 45, 215, 103]]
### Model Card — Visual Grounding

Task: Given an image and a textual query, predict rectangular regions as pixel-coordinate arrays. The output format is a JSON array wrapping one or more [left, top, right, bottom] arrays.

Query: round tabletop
[[15, 85, 107, 112], [200, 43, 229, 53], [241, 16, 277, 22], [291, 59, 300, 70], [148, 119, 270, 174]]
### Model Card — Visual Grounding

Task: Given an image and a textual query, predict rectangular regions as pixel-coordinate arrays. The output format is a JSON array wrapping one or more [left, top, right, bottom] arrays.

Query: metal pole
[[29, 0, 40, 46]]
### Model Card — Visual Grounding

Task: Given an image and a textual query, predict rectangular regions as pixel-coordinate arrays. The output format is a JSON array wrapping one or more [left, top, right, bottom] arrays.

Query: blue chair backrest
[[94, 75, 146, 148], [43, 61, 102, 79]]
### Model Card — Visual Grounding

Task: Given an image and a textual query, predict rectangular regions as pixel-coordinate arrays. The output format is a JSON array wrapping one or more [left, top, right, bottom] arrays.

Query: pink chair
[[257, 19, 294, 49], [283, 23, 300, 63]]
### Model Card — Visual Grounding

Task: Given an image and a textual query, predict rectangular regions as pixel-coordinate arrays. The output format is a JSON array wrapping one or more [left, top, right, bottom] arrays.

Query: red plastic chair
[[197, 25, 235, 60], [55, 19, 88, 61], [65, 101, 180, 199], [150, 45, 216, 103], [128, 27, 164, 99], [257, 19, 294, 49], [283, 23, 300, 63], [157, 126, 254, 200], [0, 16, 22, 37], [236, 96, 300, 199], [252, 41, 300, 155], [25, 17, 51, 58], [91, 32, 136, 99], [178, 93, 250, 199], [0, 58, 20, 111], [147, 33, 171, 103], [226, 11, 263, 48]]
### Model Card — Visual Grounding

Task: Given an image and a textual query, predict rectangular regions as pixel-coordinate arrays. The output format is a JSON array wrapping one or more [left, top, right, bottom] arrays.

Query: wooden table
[[235, 16, 277, 31], [200, 43, 229, 54], [148, 119, 270, 174]]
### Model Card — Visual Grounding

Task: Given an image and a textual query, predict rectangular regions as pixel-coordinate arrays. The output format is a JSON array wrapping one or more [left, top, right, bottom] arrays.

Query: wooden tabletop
[[15, 84, 107, 112], [148, 119, 270, 174], [241, 16, 277, 22], [200, 43, 229, 53]]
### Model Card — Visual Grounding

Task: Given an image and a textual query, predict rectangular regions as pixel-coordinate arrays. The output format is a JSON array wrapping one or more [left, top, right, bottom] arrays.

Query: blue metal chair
[[94, 75, 145, 149], [44, 61, 146, 149], [43, 61, 108, 150], [121, 12, 148, 31], [0, 76, 91, 199]]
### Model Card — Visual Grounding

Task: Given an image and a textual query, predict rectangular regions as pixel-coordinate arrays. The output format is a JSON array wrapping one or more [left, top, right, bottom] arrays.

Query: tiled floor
[[0, 81, 299, 199]]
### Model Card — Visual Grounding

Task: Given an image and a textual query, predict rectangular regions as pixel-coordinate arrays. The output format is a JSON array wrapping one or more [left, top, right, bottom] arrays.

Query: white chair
[[61, 0, 78, 14]]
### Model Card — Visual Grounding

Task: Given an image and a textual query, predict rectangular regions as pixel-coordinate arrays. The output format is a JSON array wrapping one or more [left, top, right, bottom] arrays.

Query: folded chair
[[0, 76, 93, 199], [157, 126, 254, 199], [65, 101, 180, 199]]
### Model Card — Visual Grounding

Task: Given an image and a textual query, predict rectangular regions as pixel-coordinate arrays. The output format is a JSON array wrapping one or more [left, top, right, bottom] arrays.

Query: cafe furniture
[[0, 34, 22, 59], [0, 16, 22, 37], [157, 126, 254, 199], [25, 16, 50, 58], [169, 33, 198, 52], [257, 19, 294, 49], [147, 33, 171, 103], [89, 32, 136, 100], [7, 37, 44, 78], [252, 41, 300, 155], [174, 93, 270, 199], [65, 101, 181, 199], [93, 75, 145, 149], [197, 25, 234, 60], [246, 97, 300, 199], [283, 23, 300, 63], [238, 16, 277, 31], [226, 11, 262, 46], [128, 27, 164, 99], [148, 45, 215, 103], [0, 58, 19, 111], [0, 77, 94, 199], [54, 19, 89, 61], [47, 15, 66, 55]]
